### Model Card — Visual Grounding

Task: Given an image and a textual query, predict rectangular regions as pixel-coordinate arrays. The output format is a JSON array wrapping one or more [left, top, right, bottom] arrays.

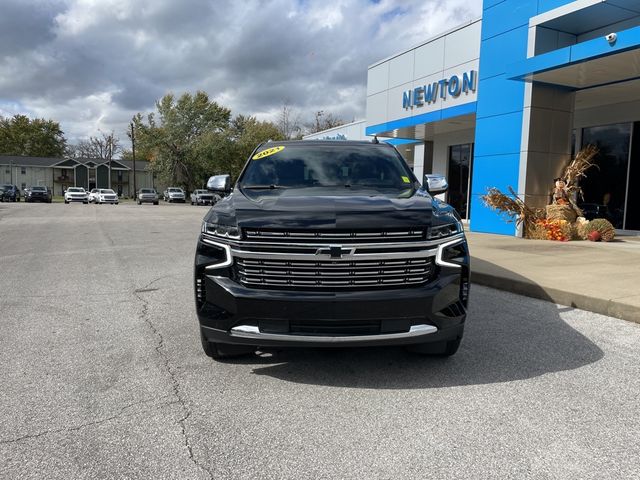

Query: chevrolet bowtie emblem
[[316, 245, 354, 258]]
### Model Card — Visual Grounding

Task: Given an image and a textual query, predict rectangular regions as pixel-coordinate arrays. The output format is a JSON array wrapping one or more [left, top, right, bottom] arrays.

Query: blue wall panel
[[474, 112, 524, 157], [469, 154, 521, 235], [481, 1, 537, 40], [537, 0, 575, 14], [478, 26, 529, 79], [471, 1, 535, 234], [476, 75, 527, 119]]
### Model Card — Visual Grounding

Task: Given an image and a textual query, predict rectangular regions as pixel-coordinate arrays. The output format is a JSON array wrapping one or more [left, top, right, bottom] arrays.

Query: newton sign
[[403, 70, 477, 110]]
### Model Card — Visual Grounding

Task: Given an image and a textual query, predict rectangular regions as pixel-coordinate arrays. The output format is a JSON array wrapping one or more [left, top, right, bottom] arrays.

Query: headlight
[[428, 222, 462, 240], [201, 221, 240, 240]]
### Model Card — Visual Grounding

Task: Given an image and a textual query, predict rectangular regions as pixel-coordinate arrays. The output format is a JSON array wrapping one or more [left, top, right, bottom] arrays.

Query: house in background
[[0, 156, 156, 196]]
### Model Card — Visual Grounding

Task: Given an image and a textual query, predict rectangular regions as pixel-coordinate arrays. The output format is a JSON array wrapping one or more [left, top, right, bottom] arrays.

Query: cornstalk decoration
[[482, 186, 545, 237], [562, 144, 599, 200]]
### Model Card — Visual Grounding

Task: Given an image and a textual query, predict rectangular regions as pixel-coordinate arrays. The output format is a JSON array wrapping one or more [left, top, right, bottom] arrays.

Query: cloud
[[0, 0, 482, 142]]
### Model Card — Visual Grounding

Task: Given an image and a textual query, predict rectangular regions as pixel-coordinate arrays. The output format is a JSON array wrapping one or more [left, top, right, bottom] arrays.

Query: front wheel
[[64, 199, 69, 204], [153, 201, 159, 205], [406, 336, 462, 357]]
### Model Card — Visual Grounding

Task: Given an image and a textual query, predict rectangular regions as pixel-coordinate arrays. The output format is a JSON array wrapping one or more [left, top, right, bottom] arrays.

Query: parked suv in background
[[96, 189, 119, 204], [0, 184, 20, 202], [24, 186, 52, 203], [190, 189, 219, 206], [194, 140, 469, 360], [64, 187, 88, 204], [163, 187, 185, 203], [137, 188, 159, 205]]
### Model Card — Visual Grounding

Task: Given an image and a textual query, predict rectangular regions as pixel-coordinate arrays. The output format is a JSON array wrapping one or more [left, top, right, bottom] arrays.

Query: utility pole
[[130, 122, 137, 198]]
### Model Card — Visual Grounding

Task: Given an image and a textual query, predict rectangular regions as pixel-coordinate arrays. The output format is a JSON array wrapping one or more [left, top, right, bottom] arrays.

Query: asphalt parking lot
[[1, 202, 639, 479]]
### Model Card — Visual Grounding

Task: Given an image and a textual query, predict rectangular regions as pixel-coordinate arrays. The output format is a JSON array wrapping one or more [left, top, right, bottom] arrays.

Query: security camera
[[605, 33, 617, 44]]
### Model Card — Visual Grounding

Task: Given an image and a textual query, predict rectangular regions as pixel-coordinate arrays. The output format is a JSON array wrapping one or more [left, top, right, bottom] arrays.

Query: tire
[[64, 199, 69, 204], [153, 201, 158, 205], [83, 201, 88, 204], [406, 336, 462, 357], [200, 331, 255, 359], [48, 199, 52, 203], [191, 200, 194, 205]]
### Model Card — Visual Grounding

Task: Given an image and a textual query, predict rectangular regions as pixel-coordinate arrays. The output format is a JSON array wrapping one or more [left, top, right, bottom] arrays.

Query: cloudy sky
[[0, 0, 482, 144]]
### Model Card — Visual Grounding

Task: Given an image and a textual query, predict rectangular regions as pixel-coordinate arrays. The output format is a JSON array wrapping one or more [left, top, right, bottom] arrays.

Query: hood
[[207, 187, 442, 230]]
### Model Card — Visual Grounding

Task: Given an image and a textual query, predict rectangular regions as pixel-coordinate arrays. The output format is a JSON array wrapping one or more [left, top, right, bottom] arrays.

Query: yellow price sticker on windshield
[[252, 146, 285, 160], [401, 176, 411, 183]]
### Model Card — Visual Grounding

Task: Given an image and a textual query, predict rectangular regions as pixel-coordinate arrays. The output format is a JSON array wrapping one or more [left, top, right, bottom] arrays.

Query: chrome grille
[[235, 257, 434, 289], [244, 228, 425, 243]]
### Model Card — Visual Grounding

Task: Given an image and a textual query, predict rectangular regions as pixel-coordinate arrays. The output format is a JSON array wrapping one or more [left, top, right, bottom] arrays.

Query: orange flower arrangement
[[535, 219, 571, 242]]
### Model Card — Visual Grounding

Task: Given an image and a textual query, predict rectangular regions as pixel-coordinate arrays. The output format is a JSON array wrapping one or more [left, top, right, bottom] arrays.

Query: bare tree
[[306, 110, 345, 134], [277, 101, 302, 139], [72, 131, 121, 161]]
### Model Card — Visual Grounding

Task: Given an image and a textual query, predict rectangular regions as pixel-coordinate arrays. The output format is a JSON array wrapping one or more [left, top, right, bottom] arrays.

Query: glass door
[[581, 123, 631, 229], [447, 143, 473, 219]]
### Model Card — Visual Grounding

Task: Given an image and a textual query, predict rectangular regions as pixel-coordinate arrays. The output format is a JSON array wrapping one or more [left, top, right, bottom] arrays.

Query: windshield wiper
[[241, 184, 283, 189]]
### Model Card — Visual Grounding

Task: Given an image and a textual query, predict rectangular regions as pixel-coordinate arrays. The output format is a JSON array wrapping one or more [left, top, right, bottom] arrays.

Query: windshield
[[31, 186, 46, 191], [140, 189, 155, 193], [68, 187, 85, 192], [239, 144, 415, 193], [100, 189, 115, 194], [168, 188, 183, 192]]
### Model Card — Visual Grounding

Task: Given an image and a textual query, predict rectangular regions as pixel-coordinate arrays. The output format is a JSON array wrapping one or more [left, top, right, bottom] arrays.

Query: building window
[[21, 167, 26, 175], [117, 170, 123, 180]]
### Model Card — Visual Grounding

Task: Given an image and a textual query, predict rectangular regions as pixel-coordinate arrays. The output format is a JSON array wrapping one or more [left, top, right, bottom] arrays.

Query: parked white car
[[96, 189, 119, 204], [163, 187, 186, 203], [88, 188, 99, 203], [64, 187, 88, 204], [137, 188, 159, 205], [190, 189, 219, 206]]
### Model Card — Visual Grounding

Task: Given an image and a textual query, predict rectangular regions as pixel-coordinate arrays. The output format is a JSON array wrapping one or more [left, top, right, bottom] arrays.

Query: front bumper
[[27, 195, 49, 202], [198, 274, 466, 348], [196, 235, 469, 348], [66, 196, 87, 202]]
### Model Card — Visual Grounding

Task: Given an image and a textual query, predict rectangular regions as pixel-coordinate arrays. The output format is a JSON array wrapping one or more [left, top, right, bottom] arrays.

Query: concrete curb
[[471, 271, 640, 325]]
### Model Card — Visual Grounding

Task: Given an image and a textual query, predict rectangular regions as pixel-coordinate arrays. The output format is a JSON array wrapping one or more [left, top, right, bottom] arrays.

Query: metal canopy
[[525, 47, 640, 89]]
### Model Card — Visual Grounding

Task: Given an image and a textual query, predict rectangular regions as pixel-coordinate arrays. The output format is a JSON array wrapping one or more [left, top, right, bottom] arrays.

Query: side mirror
[[424, 174, 448, 195], [207, 174, 231, 194]]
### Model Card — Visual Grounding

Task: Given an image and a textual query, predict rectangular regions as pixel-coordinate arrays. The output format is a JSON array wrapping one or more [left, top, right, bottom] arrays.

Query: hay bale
[[546, 204, 577, 223]]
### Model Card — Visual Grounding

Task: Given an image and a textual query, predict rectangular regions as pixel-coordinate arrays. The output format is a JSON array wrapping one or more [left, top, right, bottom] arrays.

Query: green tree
[[132, 91, 231, 190], [0, 114, 67, 157]]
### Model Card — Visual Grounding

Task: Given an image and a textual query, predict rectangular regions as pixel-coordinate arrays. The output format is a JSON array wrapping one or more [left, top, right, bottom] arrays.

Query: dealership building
[[305, 0, 640, 235]]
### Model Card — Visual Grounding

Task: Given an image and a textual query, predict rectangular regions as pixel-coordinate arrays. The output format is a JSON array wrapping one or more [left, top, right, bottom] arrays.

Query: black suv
[[194, 140, 469, 359], [24, 185, 52, 203], [0, 184, 20, 202]]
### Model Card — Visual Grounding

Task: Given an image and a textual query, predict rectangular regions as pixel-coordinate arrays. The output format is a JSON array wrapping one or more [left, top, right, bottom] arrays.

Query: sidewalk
[[466, 231, 640, 324]]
